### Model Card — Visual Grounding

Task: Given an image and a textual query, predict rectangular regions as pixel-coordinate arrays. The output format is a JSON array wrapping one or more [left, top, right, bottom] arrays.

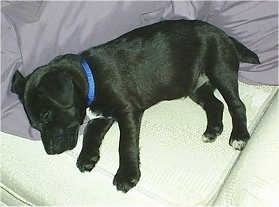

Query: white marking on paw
[[232, 140, 246, 150], [202, 135, 215, 143], [202, 135, 210, 142]]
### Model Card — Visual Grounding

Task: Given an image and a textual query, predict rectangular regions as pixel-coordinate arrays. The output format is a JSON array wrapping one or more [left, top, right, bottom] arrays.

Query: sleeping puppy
[[11, 20, 260, 193]]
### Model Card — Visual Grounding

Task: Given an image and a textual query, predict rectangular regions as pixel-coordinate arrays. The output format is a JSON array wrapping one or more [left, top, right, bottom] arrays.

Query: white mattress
[[1, 82, 277, 206], [214, 93, 279, 206]]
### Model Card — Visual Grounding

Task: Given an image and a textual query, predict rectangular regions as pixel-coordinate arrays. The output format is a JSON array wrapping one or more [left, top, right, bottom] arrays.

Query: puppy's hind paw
[[232, 140, 247, 151], [202, 126, 223, 143], [202, 134, 217, 143]]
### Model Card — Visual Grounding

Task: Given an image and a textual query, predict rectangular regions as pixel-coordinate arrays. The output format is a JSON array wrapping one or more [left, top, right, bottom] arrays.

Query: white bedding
[[215, 93, 279, 206], [1, 83, 277, 205]]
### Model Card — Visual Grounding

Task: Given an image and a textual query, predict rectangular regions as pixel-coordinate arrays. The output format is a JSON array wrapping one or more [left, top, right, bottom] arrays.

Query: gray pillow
[[1, 1, 277, 140]]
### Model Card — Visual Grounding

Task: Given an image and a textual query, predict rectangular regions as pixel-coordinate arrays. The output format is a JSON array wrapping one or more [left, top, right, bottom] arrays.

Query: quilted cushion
[[1, 83, 277, 205]]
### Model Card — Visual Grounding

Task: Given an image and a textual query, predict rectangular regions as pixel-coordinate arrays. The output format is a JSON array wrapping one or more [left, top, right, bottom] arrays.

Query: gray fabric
[[1, 1, 278, 140], [1, 1, 169, 140], [205, 1, 278, 85], [166, 1, 278, 85]]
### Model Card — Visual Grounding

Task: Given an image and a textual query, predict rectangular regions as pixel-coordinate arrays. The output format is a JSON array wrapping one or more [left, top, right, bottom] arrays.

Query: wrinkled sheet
[[1, 1, 278, 140]]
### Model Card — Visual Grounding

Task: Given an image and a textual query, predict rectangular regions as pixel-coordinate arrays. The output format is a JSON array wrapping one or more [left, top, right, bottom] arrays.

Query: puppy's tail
[[230, 36, 261, 64]]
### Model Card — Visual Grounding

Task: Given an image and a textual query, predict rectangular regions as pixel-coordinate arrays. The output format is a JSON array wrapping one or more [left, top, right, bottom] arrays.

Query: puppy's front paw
[[113, 167, 141, 193], [76, 153, 99, 172]]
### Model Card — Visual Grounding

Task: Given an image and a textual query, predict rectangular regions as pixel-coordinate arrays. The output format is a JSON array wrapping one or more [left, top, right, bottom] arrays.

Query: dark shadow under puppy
[[11, 20, 260, 193]]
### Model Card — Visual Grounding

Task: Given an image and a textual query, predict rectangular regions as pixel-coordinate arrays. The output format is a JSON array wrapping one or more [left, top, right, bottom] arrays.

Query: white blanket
[[1, 83, 277, 205]]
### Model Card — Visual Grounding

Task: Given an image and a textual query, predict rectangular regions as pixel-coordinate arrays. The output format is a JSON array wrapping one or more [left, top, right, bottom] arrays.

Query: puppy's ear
[[11, 70, 26, 98], [39, 71, 75, 108]]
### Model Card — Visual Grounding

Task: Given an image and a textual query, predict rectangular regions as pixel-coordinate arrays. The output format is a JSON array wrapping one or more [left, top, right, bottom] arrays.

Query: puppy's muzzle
[[43, 127, 79, 155]]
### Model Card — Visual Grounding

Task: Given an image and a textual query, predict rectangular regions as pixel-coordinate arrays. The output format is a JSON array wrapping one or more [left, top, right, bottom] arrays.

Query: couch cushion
[[1, 83, 277, 205], [72, 83, 277, 205], [215, 93, 279, 206]]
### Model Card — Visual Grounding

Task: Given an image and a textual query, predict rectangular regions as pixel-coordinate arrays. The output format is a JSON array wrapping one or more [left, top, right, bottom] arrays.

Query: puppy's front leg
[[113, 107, 143, 193], [77, 118, 114, 172]]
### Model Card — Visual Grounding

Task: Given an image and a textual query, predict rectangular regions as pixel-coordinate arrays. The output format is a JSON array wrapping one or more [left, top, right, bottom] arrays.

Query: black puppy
[[11, 20, 260, 193]]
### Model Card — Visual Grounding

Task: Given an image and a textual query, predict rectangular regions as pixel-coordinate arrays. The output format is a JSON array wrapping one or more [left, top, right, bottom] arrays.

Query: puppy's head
[[11, 57, 87, 154]]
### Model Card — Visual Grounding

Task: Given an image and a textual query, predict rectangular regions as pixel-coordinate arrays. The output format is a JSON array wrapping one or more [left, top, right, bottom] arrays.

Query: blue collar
[[81, 59, 95, 106]]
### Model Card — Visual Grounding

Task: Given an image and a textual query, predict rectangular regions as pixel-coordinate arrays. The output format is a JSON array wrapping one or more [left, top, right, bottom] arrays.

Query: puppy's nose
[[46, 139, 63, 154], [52, 142, 61, 153], [46, 146, 55, 155]]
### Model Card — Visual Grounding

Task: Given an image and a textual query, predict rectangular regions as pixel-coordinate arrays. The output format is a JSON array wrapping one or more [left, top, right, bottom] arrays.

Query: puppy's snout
[[46, 137, 65, 155], [42, 126, 79, 155]]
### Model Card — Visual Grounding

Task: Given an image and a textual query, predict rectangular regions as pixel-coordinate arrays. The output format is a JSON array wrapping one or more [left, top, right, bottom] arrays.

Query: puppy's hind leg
[[208, 64, 250, 151], [190, 81, 224, 143]]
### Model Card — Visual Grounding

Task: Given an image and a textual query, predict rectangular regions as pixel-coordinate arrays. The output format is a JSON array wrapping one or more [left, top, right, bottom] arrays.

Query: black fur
[[11, 20, 260, 193]]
